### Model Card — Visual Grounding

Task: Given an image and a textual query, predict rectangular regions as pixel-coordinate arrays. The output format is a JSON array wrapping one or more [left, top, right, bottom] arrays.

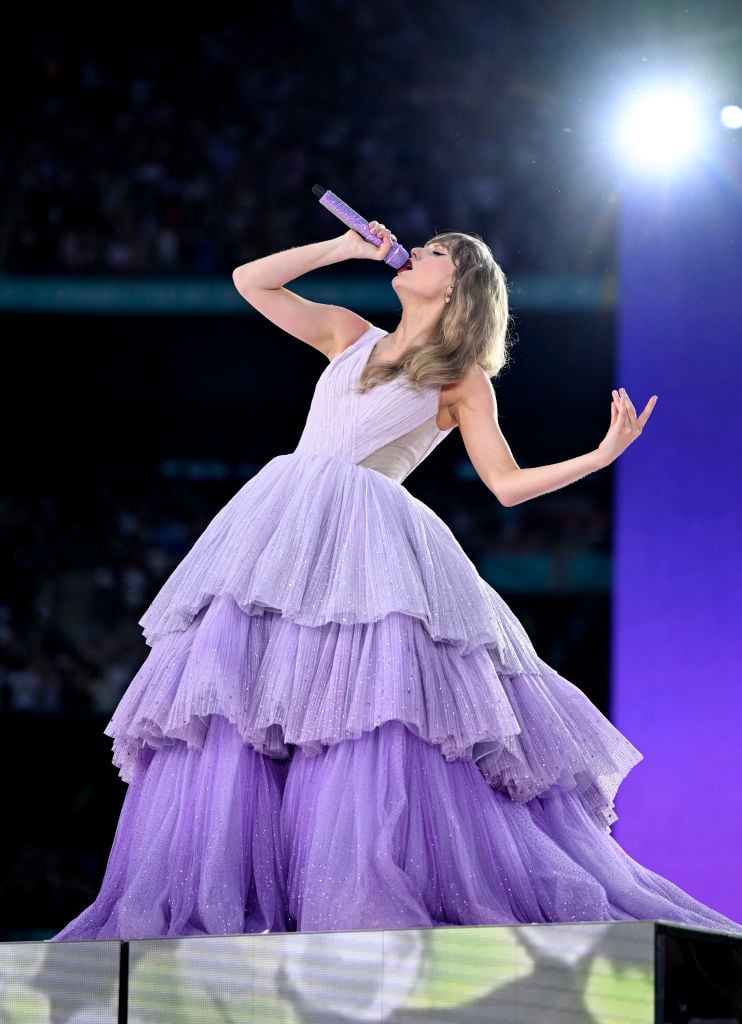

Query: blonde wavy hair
[[355, 231, 512, 394]]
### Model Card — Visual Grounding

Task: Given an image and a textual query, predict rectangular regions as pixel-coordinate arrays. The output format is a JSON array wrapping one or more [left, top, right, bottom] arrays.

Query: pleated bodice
[[295, 326, 453, 482]]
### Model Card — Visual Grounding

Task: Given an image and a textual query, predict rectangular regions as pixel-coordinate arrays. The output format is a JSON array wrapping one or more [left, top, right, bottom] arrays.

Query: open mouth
[[397, 259, 413, 273]]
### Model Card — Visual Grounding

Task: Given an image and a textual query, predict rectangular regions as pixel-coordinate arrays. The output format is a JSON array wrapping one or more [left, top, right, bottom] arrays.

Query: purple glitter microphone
[[312, 184, 411, 269]]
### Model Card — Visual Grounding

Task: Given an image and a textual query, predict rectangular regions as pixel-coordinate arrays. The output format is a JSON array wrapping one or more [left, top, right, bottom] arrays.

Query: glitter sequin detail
[[52, 326, 742, 940]]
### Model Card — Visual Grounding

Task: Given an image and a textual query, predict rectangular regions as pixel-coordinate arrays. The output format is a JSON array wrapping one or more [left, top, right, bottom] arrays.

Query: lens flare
[[615, 89, 702, 167], [720, 104, 742, 130]]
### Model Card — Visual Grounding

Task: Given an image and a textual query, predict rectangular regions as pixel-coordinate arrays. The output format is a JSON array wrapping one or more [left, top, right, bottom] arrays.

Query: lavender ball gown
[[53, 326, 742, 939]]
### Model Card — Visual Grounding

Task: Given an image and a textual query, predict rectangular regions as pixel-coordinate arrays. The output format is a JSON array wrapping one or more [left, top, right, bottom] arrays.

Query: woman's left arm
[[451, 367, 657, 507]]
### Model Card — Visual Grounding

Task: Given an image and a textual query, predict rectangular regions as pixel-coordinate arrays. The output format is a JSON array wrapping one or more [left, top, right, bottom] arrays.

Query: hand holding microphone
[[312, 185, 411, 269]]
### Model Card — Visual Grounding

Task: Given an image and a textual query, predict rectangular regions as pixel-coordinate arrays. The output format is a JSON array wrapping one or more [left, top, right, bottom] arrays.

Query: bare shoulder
[[327, 312, 375, 360], [442, 364, 497, 424]]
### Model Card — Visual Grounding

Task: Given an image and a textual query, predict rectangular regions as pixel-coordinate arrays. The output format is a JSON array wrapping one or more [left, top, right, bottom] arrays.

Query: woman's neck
[[385, 309, 442, 357]]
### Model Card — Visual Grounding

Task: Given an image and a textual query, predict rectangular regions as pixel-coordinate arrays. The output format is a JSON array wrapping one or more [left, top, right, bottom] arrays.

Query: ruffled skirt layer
[[52, 454, 742, 939], [54, 717, 741, 938]]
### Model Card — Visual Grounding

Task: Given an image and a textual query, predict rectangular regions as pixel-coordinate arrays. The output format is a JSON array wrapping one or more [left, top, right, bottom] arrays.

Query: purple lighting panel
[[612, 147, 742, 922]]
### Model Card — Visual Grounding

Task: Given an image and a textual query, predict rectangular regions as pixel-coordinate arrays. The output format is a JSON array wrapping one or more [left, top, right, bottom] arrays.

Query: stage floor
[[1, 919, 741, 1023]]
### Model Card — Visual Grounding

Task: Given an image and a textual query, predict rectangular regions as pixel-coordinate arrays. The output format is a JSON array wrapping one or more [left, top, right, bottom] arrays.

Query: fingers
[[637, 394, 659, 428], [357, 220, 396, 261], [611, 390, 629, 430], [368, 220, 397, 244], [618, 387, 637, 417], [612, 388, 658, 434], [609, 396, 619, 427]]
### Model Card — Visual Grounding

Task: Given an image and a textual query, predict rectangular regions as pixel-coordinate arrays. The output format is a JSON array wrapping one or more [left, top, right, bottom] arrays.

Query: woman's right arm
[[232, 228, 394, 359]]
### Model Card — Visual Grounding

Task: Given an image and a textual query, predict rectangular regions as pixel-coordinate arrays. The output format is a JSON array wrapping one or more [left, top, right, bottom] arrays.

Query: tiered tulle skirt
[[53, 454, 742, 939]]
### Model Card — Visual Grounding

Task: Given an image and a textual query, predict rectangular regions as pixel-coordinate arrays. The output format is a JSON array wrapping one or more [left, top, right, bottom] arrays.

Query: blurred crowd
[[0, 472, 210, 718], [2, 4, 615, 280]]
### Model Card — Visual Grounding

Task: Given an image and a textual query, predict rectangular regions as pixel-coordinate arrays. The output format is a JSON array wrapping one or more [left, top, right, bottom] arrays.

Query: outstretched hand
[[597, 387, 658, 466]]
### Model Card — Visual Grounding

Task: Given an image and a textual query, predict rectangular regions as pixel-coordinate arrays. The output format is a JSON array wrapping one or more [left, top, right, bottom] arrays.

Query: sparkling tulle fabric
[[53, 326, 742, 939]]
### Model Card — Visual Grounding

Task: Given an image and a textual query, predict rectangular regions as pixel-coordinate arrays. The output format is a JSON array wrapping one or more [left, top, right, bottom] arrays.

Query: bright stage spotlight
[[720, 104, 742, 130], [614, 88, 703, 169]]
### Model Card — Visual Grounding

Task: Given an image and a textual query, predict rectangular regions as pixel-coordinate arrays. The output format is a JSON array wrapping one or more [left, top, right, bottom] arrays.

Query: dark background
[[1, 0, 739, 938]]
